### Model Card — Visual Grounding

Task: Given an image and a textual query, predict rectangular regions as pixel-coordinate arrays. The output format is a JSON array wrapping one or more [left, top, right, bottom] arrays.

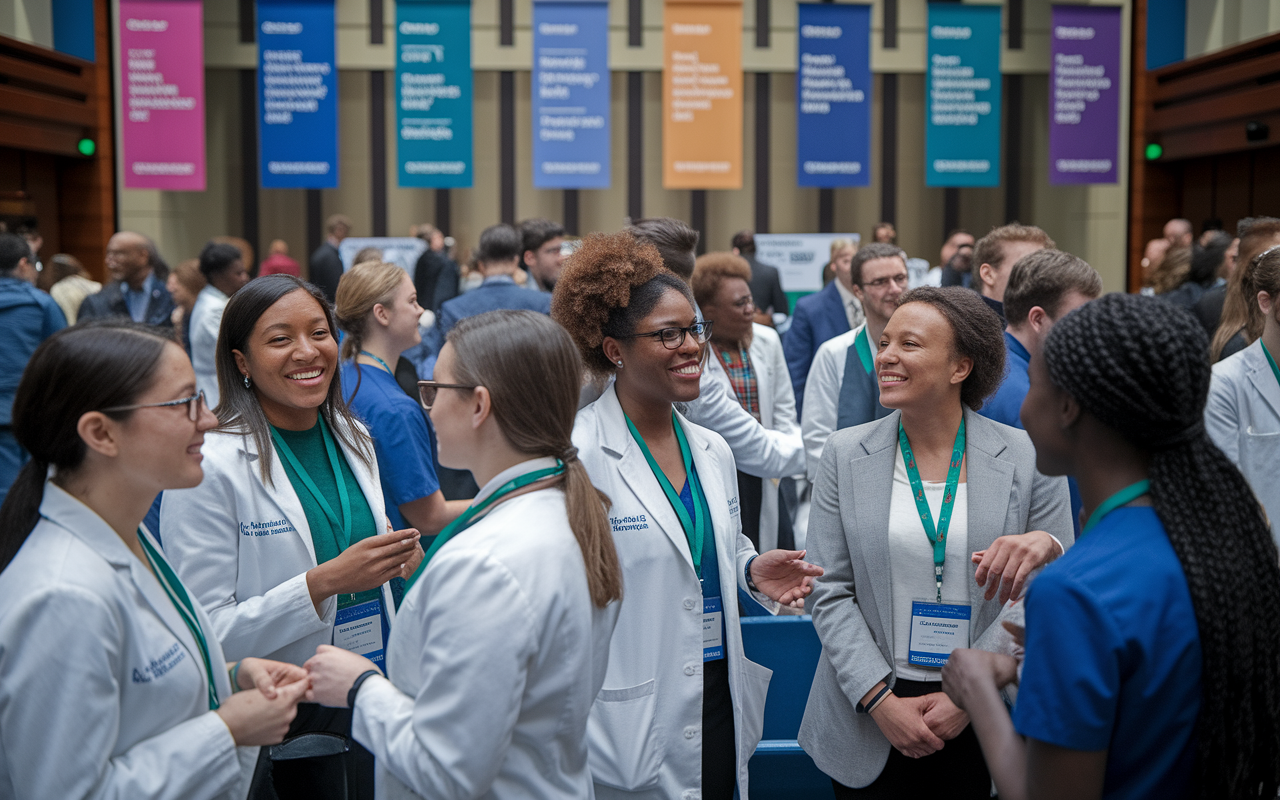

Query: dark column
[[1004, 73, 1023, 223], [691, 190, 707, 254], [238, 0, 255, 43], [819, 189, 834, 233], [500, 0, 514, 46], [369, 0, 384, 45], [628, 72, 643, 221], [943, 188, 959, 242], [754, 72, 770, 233], [756, 0, 770, 48], [564, 190, 579, 234], [239, 69, 260, 266], [500, 71, 516, 224], [1007, 0, 1024, 50], [883, 0, 898, 48], [370, 70, 388, 236], [880, 73, 898, 226], [435, 189, 451, 234], [306, 189, 323, 258], [629, 0, 643, 46]]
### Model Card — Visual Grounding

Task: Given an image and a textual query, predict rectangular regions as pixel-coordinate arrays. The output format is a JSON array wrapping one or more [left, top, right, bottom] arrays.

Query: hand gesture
[[234, 657, 309, 700], [310, 529, 421, 601], [304, 645, 381, 708], [870, 694, 946, 758], [971, 530, 1060, 603], [920, 691, 970, 740], [941, 648, 1019, 714], [215, 679, 309, 746], [749, 549, 824, 608]]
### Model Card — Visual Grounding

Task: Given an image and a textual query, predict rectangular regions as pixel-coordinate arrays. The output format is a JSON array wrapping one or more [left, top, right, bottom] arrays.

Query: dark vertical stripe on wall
[[755, 73, 770, 233], [500, 71, 516, 224], [880, 73, 898, 225], [819, 190, 834, 233], [1007, 0, 1024, 50], [306, 190, 323, 262], [370, 71, 388, 236], [883, 0, 898, 49], [370, 0, 384, 45], [628, 0, 643, 46], [943, 188, 959, 241], [500, 0, 514, 46], [564, 190, 579, 234], [1004, 73, 1022, 223], [627, 72, 643, 221], [239, 0, 255, 43], [239, 69, 259, 266], [756, 0, 770, 48], [691, 191, 707, 255], [436, 189, 451, 234]]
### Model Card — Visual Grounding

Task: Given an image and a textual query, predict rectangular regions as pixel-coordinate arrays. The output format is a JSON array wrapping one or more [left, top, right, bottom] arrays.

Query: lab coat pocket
[[733, 657, 773, 767], [588, 679, 663, 791]]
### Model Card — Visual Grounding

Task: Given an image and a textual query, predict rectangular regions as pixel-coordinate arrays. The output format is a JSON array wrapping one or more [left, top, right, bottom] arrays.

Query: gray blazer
[[797, 407, 1073, 789]]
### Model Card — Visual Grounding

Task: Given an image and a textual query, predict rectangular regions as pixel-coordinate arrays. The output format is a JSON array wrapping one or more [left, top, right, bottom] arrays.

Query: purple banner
[[1049, 5, 1121, 185]]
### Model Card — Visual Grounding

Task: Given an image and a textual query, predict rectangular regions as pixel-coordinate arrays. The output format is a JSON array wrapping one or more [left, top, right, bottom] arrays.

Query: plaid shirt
[[714, 345, 761, 421]]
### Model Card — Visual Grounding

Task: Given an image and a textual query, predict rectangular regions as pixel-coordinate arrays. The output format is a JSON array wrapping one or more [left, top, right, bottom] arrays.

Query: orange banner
[[663, 0, 743, 189]]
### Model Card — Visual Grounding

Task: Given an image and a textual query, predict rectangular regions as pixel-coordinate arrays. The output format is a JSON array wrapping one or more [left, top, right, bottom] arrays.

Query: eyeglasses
[[101, 390, 206, 422], [615, 321, 713, 350], [730, 296, 755, 310], [861, 274, 910, 290], [417, 381, 477, 410]]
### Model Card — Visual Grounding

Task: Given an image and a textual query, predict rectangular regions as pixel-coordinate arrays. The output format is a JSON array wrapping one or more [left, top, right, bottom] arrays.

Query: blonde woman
[[336, 262, 467, 541]]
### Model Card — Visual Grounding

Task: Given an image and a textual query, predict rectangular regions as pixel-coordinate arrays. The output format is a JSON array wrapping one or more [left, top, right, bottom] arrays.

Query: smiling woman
[[159, 275, 423, 800]]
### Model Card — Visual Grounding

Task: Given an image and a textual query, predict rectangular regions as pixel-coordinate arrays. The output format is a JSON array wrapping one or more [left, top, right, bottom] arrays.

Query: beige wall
[[116, 0, 1131, 291], [1185, 0, 1280, 60]]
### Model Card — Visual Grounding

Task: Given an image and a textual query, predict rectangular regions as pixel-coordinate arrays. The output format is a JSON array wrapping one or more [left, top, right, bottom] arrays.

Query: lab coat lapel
[[750, 332, 775, 429], [685, 422, 736, 595], [240, 433, 318, 565], [1245, 343, 1280, 420]]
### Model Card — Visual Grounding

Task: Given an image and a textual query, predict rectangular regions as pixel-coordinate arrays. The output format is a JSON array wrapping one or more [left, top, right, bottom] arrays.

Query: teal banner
[[396, 0, 472, 188], [925, 4, 1001, 188]]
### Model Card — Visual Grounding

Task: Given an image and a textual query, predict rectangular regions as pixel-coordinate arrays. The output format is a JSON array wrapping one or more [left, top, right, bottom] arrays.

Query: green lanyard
[[271, 417, 354, 551], [1263, 342, 1280, 388], [1081, 480, 1150, 537], [899, 418, 966, 603], [360, 350, 394, 375], [625, 412, 708, 578], [137, 529, 220, 711], [854, 327, 875, 375], [403, 461, 565, 594]]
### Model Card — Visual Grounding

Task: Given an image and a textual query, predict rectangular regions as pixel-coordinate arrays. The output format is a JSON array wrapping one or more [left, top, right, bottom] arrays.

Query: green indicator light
[[77, 138, 96, 157], [1144, 143, 1162, 160]]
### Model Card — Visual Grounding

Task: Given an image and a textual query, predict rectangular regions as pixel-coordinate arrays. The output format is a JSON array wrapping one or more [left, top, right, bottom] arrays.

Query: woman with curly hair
[[799, 287, 1073, 799], [942, 293, 1280, 800], [554, 231, 822, 800]]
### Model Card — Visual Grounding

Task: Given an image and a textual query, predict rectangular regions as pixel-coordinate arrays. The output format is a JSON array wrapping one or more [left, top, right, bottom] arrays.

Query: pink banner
[[120, 0, 206, 190]]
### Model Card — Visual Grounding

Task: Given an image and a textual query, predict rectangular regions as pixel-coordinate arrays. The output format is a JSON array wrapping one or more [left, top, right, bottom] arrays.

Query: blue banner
[[396, 1, 473, 188], [257, 0, 338, 188], [531, 1, 610, 189], [796, 4, 871, 188], [925, 4, 1001, 188]]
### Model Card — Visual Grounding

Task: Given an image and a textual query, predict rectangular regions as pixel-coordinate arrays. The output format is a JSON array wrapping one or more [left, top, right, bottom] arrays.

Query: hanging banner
[[925, 4, 1001, 188], [796, 3, 871, 188], [532, 1, 610, 189], [1049, 6, 1121, 185], [663, 0, 743, 189], [258, 0, 338, 189], [396, 0, 473, 188], [119, 0, 206, 190]]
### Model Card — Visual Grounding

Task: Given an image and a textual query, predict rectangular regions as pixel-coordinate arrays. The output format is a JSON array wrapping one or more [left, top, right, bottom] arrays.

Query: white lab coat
[[0, 482, 257, 799], [352, 459, 620, 799], [190, 284, 229, 409], [704, 324, 802, 550], [573, 385, 776, 800], [801, 326, 862, 482], [1206, 339, 1280, 541], [161, 421, 397, 666]]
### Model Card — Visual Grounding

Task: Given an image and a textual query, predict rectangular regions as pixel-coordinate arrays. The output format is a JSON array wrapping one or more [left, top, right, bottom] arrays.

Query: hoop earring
[[243, 374, 252, 389]]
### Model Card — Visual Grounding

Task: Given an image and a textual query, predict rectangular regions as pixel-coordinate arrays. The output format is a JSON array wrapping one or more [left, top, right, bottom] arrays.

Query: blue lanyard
[[1081, 480, 1150, 537], [360, 350, 394, 375], [899, 418, 966, 603]]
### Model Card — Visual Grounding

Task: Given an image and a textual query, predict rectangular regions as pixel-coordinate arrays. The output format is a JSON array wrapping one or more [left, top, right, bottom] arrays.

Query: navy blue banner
[[257, 0, 338, 189], [396, 0, 473, 188], [532, 0, 610, 189], [925, 4, 1002, 187], [796, 3, 871, 188]]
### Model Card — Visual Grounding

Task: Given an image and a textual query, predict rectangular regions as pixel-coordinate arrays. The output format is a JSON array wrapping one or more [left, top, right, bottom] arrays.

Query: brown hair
[[38, 253, 90, 292], [627, 218, 699, 279], [1148, 246, 1191, 294], [896, 286, 1006, 410], [1212, 217, 1280, 361], [352, 247, 383, 267], [448, 311, 623, 607], [1003, 249, 1102, 326], [973, 223, 1055, 273], [335, 261, 407, 361], [850, 242, 908, 285], [172, 258, 207, 297], [691, 252, 752, 309]]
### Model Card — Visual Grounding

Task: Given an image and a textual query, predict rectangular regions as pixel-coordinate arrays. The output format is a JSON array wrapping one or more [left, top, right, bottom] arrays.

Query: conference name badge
[[907, 600, 971, 668], [334, 596, 388, 669], [703, 596, 725, 662]]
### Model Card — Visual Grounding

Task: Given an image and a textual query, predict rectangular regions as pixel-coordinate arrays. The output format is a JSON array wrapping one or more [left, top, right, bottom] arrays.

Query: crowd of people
[[0, 208, 1278, 800]]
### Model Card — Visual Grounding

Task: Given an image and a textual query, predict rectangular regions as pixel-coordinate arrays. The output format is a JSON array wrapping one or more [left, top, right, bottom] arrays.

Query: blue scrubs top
[[1014, 506, 1201, 800], [341, 362, 441, 530]]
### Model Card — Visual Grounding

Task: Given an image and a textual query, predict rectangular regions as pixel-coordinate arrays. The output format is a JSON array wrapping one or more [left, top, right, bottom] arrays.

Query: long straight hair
[[447, 310, 623, 607], [214, 275, 373, 484], [1210, 218, 1280, 361], [0, 321, 173, 571]]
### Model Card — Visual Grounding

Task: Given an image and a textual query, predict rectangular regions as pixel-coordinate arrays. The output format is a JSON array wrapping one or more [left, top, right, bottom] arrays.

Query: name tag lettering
[[907, 601, 972, 668], [240, 518, 295, 537], [131, 641, 187, 683]]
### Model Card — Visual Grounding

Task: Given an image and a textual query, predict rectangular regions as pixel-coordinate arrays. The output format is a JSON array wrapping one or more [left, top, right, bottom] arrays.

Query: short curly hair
[[690, 252, 752, 309], [895, 286, 1006, 410], [551, 231, 695, 376]]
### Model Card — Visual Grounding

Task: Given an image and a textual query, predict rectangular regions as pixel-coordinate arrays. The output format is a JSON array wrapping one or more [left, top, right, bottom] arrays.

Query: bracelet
[[867, 689, 893, 715], [347, 669, 382, 709], [857, 684, 891, 714], [745, 554, 760, 594], [229, 661, 242, 692]]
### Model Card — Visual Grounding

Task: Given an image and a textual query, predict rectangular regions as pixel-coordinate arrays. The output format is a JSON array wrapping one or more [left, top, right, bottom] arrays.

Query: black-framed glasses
[[417, 380, 478, 410], [860, 273, 910, 290], [616, 321, 713, 350], [101, 390, 206, 422]]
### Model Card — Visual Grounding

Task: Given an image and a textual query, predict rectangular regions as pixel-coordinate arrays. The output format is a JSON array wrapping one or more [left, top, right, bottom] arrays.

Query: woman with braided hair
[[942, 293, 1280, 800]]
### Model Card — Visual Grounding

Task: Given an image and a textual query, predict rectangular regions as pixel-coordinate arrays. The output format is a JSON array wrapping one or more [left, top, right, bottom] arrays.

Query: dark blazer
[[421, 275, 553, 355], [77, 278, 175, 328], [413, 249, 461, 314], [309, 242, 343, 302], [784, 280, 850, 415], [744, 255, 789, 316]]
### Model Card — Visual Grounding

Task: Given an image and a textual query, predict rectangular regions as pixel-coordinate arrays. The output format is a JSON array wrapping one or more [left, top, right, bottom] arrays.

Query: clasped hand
[[871, 691, 969, 758], [215, 657, 310, 747]]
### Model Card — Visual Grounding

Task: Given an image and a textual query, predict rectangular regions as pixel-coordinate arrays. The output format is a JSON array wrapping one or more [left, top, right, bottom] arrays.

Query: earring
[[243, 374, 252, 389], [616, 360, 623, 368]]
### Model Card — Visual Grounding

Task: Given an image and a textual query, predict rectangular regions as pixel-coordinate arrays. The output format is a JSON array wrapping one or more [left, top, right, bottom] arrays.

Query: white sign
[[754, 233, 861, 293], [338, 237, 428, 279]]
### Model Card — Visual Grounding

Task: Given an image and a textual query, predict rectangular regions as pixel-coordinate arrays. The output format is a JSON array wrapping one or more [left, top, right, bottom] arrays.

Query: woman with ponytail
[[305, 309, 624, 799], [941, 294, 1280, 800], [0, 321, 309, 799]]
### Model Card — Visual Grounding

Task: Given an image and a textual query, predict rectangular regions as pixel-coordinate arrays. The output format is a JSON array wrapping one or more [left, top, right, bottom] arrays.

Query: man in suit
[[412, 223, 461, 314], [430, 224, 552, 348], [784, 241, 864, 415], [519, 218, 566, 293], [77, 231, 175, 327], [309, 214, 350, 302], [731, 230, 789, 326]]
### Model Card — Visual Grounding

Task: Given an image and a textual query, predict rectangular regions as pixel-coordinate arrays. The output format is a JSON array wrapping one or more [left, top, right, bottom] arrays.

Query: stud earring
[[616, 360, 623, 368], [243, 374, 252, 389]]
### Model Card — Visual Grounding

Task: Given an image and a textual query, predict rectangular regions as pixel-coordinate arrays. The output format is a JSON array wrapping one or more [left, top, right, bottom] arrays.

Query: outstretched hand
[[971, 531, 1061, 603], [750, 549, 824, 608]]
